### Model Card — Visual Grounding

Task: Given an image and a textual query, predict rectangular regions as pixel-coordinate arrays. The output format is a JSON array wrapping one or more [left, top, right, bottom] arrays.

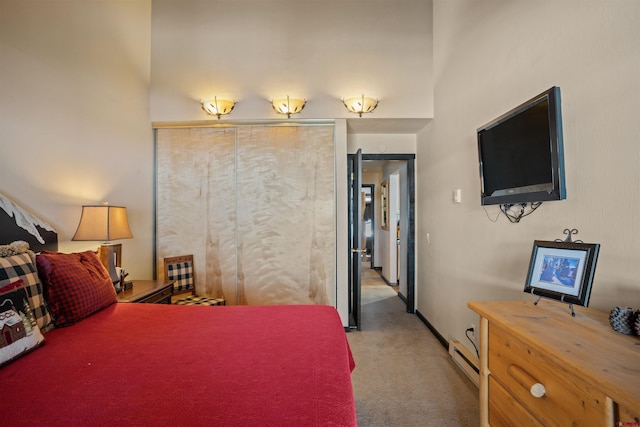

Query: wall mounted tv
[[477, 86, 566, 206]]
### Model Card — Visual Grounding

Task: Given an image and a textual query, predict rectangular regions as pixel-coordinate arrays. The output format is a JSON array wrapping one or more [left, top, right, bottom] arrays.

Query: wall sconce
[[72, 203, 133, 288], [272, 96, 306, 118], [201, 97, 235, 119], [342, 95, 379, 117]]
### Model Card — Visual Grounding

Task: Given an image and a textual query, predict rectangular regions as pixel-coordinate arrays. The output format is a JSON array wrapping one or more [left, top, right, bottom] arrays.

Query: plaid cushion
[[167, 261, 194, 293], [36, 251, 117, 327], [174, 295, 225, 306], [0, 252, 53, 332], [0, 278, 45, 367]]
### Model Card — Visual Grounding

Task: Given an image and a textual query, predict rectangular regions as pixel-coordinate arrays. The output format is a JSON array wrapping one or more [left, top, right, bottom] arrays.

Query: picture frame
[[524, 240, 600, 308], [98, 243, 122, 270], [380, 180, 389, 230]]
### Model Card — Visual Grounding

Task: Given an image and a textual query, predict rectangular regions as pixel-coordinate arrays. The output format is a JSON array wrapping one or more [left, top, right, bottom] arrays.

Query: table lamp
[[72, 203, 133, 286]]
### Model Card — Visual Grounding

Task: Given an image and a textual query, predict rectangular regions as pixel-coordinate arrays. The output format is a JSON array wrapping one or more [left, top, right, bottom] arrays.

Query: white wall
[[150, 0, 433, 122], [396, 163, 409, 298], [335, 120, 349, 325], [348, 134, 417, 155], [0, 0, 154, 280], [418, 0, 640, 354]]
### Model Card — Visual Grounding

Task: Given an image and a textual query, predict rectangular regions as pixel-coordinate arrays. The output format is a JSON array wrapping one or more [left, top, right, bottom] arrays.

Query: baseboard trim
[[416, 309, 449, 350], [380, 274, 392, 286], [397, 292, 407, 304]]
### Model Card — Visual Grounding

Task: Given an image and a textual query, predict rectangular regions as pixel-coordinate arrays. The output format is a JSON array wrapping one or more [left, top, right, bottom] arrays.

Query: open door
[[348, 149, 363, 330], [347, 153, 416, 316]]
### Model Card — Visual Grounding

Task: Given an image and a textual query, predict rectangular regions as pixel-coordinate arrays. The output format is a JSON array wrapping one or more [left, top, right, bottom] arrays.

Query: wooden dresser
[[468, 300, 640, 426]]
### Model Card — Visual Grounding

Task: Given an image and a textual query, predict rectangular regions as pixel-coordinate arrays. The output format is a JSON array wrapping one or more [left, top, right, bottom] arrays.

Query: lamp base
[[98, 244, 122, 291]]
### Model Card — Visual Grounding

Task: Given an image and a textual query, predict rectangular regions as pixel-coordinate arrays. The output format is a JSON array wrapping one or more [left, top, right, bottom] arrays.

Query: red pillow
[[36, 251, 116, 327]]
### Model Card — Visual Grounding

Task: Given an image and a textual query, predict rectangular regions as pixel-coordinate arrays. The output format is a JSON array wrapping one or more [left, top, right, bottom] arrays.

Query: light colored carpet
[[347, 266, 479, 426]]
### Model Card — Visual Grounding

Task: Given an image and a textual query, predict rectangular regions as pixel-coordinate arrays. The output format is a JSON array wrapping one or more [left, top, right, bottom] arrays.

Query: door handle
[[352, 248, 365, 253]]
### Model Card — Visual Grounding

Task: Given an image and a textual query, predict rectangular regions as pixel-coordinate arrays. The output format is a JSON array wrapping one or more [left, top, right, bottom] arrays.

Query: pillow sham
[[0, 279, 45, 367], [36, 250, 117, 327], [0, 249, 54, 332]]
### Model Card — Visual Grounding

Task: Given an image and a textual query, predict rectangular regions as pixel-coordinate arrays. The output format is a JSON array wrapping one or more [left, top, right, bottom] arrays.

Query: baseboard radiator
[[448, 340, 479, 387]]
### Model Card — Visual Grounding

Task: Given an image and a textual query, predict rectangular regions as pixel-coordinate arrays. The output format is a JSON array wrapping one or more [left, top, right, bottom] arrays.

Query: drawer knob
[[508, 364, 546, 399], [530, 383, 546, 398]]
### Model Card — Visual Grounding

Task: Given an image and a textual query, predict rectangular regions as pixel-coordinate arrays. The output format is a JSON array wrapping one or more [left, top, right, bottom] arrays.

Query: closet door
[[156, 127, 237, 303], [236, 126, 335, 306], [156, 125, 335, 307]]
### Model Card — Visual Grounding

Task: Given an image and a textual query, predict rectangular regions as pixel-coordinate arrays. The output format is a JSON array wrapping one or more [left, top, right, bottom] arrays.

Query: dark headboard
[[0, 194, 58, 252]]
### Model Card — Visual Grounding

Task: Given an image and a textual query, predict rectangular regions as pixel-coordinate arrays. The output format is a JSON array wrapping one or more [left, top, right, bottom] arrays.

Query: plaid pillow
[[0, 279, 45, 367], [36, 251, 116, 327], [0, 252, 54, 332], [167, 261, 194, 292]]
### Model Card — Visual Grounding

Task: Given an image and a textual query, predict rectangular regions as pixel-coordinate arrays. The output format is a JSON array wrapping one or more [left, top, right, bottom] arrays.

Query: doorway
[[348, 153, 416, 330]]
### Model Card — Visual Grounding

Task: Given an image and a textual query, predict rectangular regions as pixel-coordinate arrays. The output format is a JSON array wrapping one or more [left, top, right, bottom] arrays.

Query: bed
[[0, 195, 357, 426]]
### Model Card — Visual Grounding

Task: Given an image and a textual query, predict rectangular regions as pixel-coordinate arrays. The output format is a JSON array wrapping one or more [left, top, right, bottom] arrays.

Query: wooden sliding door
[[156, 125, 336, 306], [156, 127, 237, 303]]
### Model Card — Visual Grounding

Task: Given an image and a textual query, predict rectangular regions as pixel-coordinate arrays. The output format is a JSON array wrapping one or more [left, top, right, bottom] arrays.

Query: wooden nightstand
[[117, 280, 174, 304]]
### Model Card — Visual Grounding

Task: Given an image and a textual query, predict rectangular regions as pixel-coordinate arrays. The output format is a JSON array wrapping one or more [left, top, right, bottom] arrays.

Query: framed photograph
[[381, 180, 389, 230], [98, 243, 122, 269], [524, 240, 600, 307]]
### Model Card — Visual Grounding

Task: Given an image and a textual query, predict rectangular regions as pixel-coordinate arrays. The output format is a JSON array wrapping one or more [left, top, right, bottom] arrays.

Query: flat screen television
[[477, 86, 566, 206]]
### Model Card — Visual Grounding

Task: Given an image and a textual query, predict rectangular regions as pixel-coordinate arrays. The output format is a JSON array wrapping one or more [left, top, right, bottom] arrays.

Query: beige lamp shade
[[272, 96, 306, 118], [72, 205, 133, 242], [342, 95, 379, 117], [201, 97, 235, 119]]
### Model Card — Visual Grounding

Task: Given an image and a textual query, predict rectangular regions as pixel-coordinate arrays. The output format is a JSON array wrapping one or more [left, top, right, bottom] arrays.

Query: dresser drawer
[[488, 322, 609, 427], [617, 403, 640, 425], [489, 376, 544, 427], [139, 285, 173, 304], [118, 280, 175, 304], [140, 288, 173, 304]]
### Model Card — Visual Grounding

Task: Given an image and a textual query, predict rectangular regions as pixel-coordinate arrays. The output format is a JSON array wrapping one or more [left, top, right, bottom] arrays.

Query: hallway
[[346, 265, 479, 426]]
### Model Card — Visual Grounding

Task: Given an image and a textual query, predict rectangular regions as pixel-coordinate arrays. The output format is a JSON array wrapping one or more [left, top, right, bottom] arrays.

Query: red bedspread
[[1, 303, 356, 426]]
